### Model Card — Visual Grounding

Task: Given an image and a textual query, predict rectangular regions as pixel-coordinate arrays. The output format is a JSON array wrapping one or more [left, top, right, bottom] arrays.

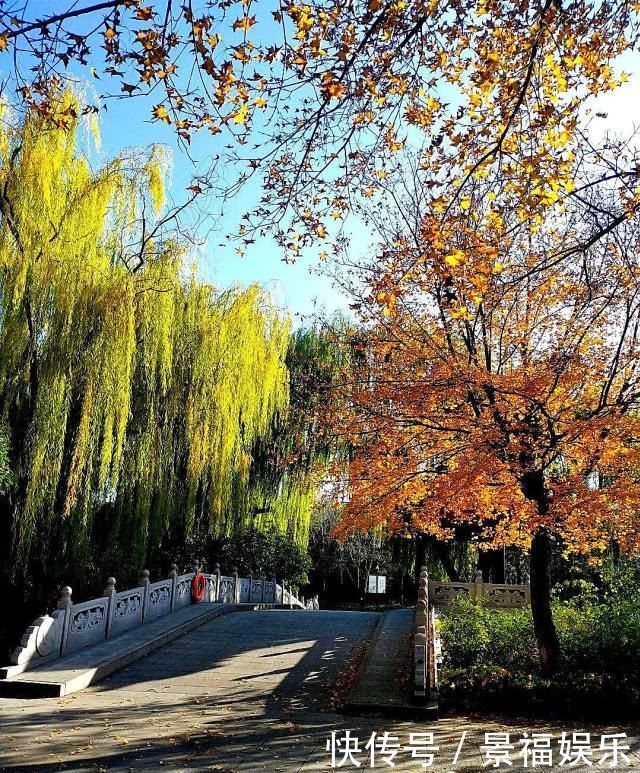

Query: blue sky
[[91, 91, 356, 324], [41, 0, 365, 326]]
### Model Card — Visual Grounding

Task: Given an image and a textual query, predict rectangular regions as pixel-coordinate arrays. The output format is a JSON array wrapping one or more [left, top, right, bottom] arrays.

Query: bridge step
[[0, 603, 282, 698], [346, 609, 438, 719]]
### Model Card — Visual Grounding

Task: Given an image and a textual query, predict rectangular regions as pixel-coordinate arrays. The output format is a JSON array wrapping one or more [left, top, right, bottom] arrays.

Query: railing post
[[139, 569, 151, 622], [58, 586, 73, 655], [214, 563, 221, 601], [261, 576, 266, 603], [272, 575, 277, 604], [104, 577, 116, 639], [414, 566, 429, 700], [232, 566, 239, 603], [169, 563, 178, 612], [474, 569, 484, 601]]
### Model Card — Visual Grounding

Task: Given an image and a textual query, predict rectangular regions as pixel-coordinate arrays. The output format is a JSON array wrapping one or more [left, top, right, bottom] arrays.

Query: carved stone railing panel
[[249, 579, 263, 603], [428, 579, 529, 608], [203, 573, 217, 603], [64, 597, 109, 654], [145, 580, 172, 623], [239, 578, 250, 603], [109, 587, 144, 638], [264, 581, 275, 603], [484, 584, 529, 608], [429, 581, 473, 606], [173, 573, 195, 610], [218, 576, 235, 604]]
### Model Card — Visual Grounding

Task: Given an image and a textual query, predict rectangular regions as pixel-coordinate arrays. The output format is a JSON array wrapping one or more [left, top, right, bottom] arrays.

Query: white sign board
[[367, 574, 386, 594]]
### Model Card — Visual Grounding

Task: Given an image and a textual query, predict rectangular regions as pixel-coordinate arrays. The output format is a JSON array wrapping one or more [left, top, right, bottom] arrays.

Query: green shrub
[[437, 596, 640, 717]]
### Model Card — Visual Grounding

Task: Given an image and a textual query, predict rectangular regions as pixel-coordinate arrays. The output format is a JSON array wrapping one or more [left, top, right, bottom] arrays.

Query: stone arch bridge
[[0, 567, 613, 772]]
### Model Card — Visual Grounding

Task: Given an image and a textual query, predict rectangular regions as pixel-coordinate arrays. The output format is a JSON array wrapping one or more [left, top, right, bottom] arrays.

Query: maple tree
[[0, 0, 638, 261], [328, 137, 640, 667]]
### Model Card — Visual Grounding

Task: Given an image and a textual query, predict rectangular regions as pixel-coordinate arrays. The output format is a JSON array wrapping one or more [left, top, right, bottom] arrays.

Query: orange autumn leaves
[[339, 351, 640, 556], [333, 215, 640, 560]]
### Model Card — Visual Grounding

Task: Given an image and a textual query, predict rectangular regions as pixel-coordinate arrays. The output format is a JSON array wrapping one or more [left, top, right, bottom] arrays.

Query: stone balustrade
[[413, 566, 434, 702], [429, 570, 530, 608], [8, 562, 308, 678]]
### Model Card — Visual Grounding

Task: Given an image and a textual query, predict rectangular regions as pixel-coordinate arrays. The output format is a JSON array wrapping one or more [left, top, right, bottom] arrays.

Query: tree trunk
[[529, 530, 560, 670], [521, 469, 560, 670], [415, 533, 426, 581]]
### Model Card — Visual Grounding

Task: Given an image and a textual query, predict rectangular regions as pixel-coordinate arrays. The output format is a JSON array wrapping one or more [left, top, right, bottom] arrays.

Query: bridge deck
[[0, 602, 258, 698], [1, 609, 638, 772]]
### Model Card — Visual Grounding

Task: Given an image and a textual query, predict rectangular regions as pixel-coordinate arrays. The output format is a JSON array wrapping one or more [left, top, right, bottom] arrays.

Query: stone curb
[[344, 610, 387, 708]]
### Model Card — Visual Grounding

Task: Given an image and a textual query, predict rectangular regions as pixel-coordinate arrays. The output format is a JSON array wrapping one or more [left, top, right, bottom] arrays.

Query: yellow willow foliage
[[0, 104, 290, 567], [245, 474, 320, 549]]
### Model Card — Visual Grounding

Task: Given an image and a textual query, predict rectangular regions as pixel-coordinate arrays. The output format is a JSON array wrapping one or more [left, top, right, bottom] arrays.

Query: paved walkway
[[347, 609, 416, 714], [0, 609, 638, 772]]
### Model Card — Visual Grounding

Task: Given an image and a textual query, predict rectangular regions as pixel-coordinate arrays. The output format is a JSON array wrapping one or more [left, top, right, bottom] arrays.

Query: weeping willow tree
[[243, 326, 350, 549], [0, 97, 291, 610]]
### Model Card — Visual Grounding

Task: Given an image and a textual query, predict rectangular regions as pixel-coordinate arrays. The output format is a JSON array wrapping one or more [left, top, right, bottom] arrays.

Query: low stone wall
[[7, 562, 308, 678]]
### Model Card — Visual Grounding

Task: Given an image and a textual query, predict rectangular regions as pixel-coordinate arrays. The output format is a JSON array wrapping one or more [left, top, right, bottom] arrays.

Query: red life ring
[[191, 572, 206, 603]]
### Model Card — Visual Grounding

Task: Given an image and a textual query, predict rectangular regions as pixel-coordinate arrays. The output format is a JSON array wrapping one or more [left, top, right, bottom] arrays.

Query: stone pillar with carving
[[169, 563, 178, 612], [104, 577, 117, 638], [58, 586, 73, 655], [214, 563, 221, 602], [232, 566, 239, 603], [414, 567, 429, 700], [474, 569, 484, 602], [139, 569, 150, 622]]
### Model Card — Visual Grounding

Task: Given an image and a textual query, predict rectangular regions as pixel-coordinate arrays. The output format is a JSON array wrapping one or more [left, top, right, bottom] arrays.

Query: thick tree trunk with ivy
[[522, 470, 560, 670]]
